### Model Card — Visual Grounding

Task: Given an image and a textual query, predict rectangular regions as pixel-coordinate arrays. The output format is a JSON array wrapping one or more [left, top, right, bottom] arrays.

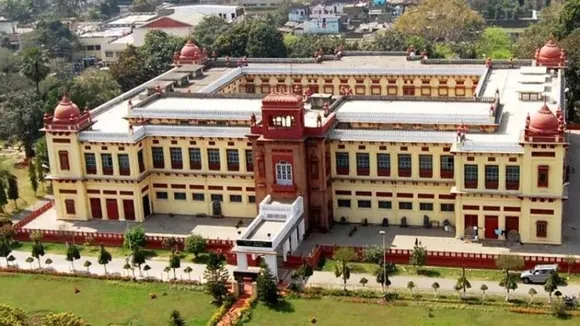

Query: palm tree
[[19, 47, 50, 97], [528, 288, 537, 305], [431, 282, 440, 299], [480, 284, 488, 301], [184, 266, 193, 280], [407, 281, 416, 297], [455, 268, 471, 299]]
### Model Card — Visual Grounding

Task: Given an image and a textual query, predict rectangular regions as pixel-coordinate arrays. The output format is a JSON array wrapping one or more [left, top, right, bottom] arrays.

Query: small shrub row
[[0, 266, 201, 286], [303, 287, 382, 299], [234, 295, 258, 326], [207, 302, 232, 326], [508, 307, 551, 315]]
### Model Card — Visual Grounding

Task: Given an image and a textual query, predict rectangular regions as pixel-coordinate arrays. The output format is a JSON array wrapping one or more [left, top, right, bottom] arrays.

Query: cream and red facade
[[44, 40, 569, 245]]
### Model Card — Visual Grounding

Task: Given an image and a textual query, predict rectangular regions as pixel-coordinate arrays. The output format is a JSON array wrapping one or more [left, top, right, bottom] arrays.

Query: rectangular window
[[230, 194, 242, 202], [210, 194, 223, 202], [152, 147, 164, 169], [174, 192, 186, 200], [441, 203, 455, 212], [137, 150, 145, 173], [419, 202, 433, 211], [188, 148, 202, 170], [376, 153, 390, 176], [59, 151, 70, 171], [156, 192, 168, 200], [337, 199, 351, 208], [399, 202, 413, 210], [398, 154, 412, 177], [464, 164, 478, 188], [356, 153, 370, 176], [105, 51, 113, 57], [538, 165, 549, 188], [226, 149, 240, 171], [536, 221, 547, 238], [118, 154, 130, 176], [335, 152, 349, 175], [208, 149, 221, 171], [440, 155, 454, 178], [84, 153, 96, 174], [275, 161, 293, 186], [245, 149, 254, 172], [101, 153, 113, 175], [192, 193, 205, 201], [485, 165, 499, 189], [170, 148, 183, 169], [64, 199, 75, 215], [378, 201, 392, 209], [419, 155, 433, 178], [357, 200, 372, 208], [248, 195, 256, 203], [506, 166, 520, 190]]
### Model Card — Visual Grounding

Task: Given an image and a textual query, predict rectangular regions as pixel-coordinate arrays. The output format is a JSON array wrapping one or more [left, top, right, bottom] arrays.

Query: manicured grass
[[14, 241, 207, 263], [249, 298, 576, 325], [321, 259, 580, 283], [0, 160, 47, 218], [0, 273, 216, 325]]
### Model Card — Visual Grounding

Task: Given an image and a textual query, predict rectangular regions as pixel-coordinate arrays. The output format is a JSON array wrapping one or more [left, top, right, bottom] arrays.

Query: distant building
[[288, 4, 310, 22], [237, 0, 284, 8]]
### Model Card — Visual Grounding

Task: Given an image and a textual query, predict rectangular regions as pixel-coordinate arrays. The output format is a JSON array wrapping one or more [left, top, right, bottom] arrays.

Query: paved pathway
[[3, 250, 237, 282], [305, 271, 580, 299]]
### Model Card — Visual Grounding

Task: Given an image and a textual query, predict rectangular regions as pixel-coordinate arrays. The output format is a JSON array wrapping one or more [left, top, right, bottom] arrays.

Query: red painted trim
[[141, 17, 192, 28]]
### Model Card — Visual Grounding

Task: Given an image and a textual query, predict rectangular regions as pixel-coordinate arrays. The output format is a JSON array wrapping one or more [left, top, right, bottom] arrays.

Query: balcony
[[440, 169, 454, 179], [227, 163, 240, 172], [208, 162, 221, 171], [398, 169, 411, 177], [86, 166, 97, 175], [153, 161, 164, 169], [102, 167, 113, 175], [464, 180, 478, 189], [171, 162, 183, 170], [419, 169, 433, 178], [377, 168, 390, 177], [336, 167, 349, 175], [506, 182, 520, 190], [190, 161, 202, 170], [485, 181, 499, 190], [356, 168, 369, 176], [119, 168, 130, 176]]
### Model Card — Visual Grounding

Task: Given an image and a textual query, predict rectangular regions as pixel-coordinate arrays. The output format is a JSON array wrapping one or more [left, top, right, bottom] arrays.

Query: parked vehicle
[[563, 295, 577, 308], [520, 264, 559, 284]]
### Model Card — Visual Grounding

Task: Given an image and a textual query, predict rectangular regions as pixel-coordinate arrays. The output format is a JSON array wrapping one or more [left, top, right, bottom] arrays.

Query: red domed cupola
[[176, 40, 208, 65], [53, 94, 80, 121], [535, 38, 567, 68], [528, 103, 559, 135]]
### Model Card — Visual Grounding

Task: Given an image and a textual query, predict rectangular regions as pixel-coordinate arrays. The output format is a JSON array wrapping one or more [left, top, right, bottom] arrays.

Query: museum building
[[43, 39, 569, 249]]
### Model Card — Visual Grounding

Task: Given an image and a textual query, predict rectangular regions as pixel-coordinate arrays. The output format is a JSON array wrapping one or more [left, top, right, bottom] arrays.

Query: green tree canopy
[[191, 16, 230, 50], [476, 27, 513, 59], [257, 262, 279, 305], [100, 0, 120, 20], [394, 0, 485, 43], [21, 20, 80, 61], [132, 0, 158, 12], [0, 89, 45, 157], [184, 234, 206, 258], [246, 21, 287, 58], [123, 225, 146, 249], [19, 47, 50, 96], [69, 69, 122, 109]]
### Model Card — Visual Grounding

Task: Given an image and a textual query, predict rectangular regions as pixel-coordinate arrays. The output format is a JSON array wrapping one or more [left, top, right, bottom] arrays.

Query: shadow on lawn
[[417, 269, 441, 277], [270, 300, 295, 313]]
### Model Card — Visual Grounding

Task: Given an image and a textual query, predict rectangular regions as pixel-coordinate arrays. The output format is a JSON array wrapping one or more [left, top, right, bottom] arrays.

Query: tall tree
[[496, 254, 524, 301], [69, 69, 122, 109], [333, 247, 357, 291], [191, 16, 230, 50], [34, 139, 47, 190], [6, 176, 18, 209], [140, 31, 186, 79], [28, 161, 38, 195], [394, 0, 485, 43], [132, 246, 146, 276], [409, 244, 427, 273], [169, 250, 181, 280], [100, 0, 120, 19], [110, 45, 147, 91], [256, 262, 279, 305], [31, 240, 45, 268], [21, 20, 80, 61], [213, 22, 251, 57], [66, 243, 81, 271], [476, 27, 513, 59], [203, 252, 229, 305], [184, 234, 206, 259], [0, 90, 45, 157], [544, 272, 563, 304], [0, 181, 8, 214], [0, 239, 11, 267], [19, 47, 50, 96], [168, 310, 185, 326], [246, 22, 287, 58], [557, 0, 580, 38], [455, 267, 471, 299], [132, 0, 158, 12]]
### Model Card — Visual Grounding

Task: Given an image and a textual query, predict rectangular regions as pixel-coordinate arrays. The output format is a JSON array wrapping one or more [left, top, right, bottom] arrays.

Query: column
[[118, 198, 125, 221], [264, 254, 278, 280], [298, 219, 305, 241], [236, 252, 248, 270], [283, 239, 290, 261], [291, 227, 299, 252]]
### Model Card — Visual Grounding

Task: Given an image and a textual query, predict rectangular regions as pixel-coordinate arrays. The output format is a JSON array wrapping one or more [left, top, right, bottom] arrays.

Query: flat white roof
[[520, 66, 548, 75], [246, 220, 285, 241], [143, 97, 261, 111], [80, 27, 130, 38], [110, 33, 134, 45], [108, 14, 157, 25]]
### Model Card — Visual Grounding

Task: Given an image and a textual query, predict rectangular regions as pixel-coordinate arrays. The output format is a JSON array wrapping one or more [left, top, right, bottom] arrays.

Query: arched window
[[276, 161, 293, 186]]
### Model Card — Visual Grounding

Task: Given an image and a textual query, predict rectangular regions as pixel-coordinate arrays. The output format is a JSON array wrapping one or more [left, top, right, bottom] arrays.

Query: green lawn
[[0, 273, 216, 325], [14, 242, 208, 263], [321, 259, 580, 284], [249, 298, 576, 325]]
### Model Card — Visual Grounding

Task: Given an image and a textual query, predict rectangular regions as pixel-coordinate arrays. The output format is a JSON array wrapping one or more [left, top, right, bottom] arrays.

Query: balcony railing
[[440, 169, 454, 179], [464, 180, 478, 189], [506, 181, 520, 190], [419, 169, 433, 178], [153, 161, 164, 169], [485, 181, 498, 190], [356, 168, 369, 176], [119, 168, 130, 176], [86, 166, 97, 175], [377, 168, 390, 177], [227, 163, 240, 171], [208, 162, 221, 171], [102, 167, 113, 175], [398, 168, 411, 177], [246, 163, 254, 172], [171, 161, 183, 169], [190, 161, 202, 170], [336, 167, 349, 175]]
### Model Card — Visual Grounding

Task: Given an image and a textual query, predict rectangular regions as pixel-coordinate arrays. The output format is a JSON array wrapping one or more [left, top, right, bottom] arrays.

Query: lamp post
[[379, 230, 386, 293]]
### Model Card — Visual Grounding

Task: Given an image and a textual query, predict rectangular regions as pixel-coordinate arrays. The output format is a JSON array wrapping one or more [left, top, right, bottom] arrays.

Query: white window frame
[[276, 161, 293, 186]]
